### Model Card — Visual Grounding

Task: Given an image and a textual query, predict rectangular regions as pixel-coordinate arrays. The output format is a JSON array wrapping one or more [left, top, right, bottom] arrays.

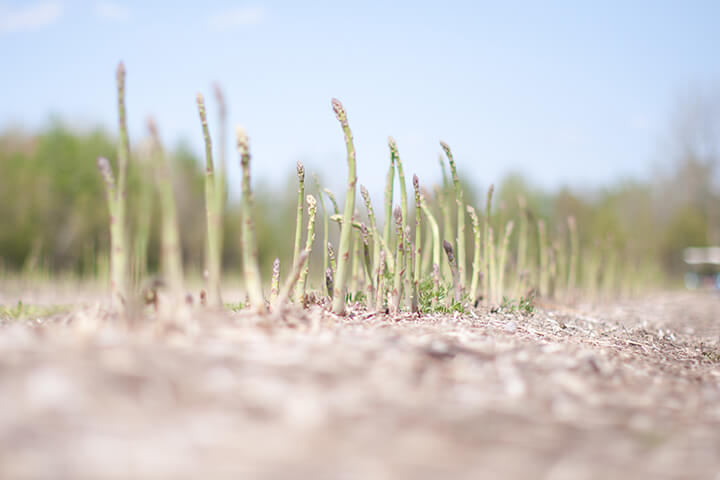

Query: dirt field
[[0, 289, 718, 479]]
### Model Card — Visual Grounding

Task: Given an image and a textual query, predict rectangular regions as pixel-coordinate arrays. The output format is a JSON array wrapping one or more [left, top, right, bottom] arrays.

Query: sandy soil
[[0, 290, 718, 479]]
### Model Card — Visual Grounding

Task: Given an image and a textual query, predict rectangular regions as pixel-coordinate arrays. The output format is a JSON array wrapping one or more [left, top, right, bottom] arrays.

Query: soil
[[0, 290, 718, 479]]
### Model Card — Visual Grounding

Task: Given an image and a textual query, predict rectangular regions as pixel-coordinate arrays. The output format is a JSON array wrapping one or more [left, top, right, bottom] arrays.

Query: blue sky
[[1, 0, 719, 200]]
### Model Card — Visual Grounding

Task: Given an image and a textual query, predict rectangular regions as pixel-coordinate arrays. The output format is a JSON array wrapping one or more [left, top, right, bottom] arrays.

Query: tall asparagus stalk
[[383, 144, 395, 253], [513, 196, 529, 299], [313, 174, 330, 294], [213, 85, 227, 282], [497, 220, 515, 302], [389, 138, 408, 248], [270, 258, 280, 303], [330, 99, 357, 315], [147, 118, 183, 297], [196, 93, 222, 307], [467, 205, 481, 303], [443, 240, 461, 304], [296, 195, 317, 302], [483, 185, 494, 305], [440, 142, 465, 289], [438, 154, 453, 281], [412, 175, 422, 313], [538, 219, 549, 298], [488, 227, 496, 304], [391, 207, 405, 314], [236, 126, 266, 313], [293, 162, 305, 271], [360, 185, 381, 281], [420, 193, 441, 274], [567, 216, 579, 295], [375, 250, 387, 312], [98, 62, 130, 311]]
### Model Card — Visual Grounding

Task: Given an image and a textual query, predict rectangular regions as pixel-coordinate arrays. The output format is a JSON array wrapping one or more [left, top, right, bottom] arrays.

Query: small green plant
[[494, 293, 535, 315], [417, 277, 467, 314], [518, 294, 535, 315], [0, 301, 70, 321]]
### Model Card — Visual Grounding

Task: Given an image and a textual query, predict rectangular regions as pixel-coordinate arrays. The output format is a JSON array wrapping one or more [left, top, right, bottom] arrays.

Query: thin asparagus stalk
[[108, 62, 131, 311], [97, 156, 124, 309], [412, 175, 422, 313], [483, 185, 494, 306], [436, 184, 453, 282], [403, 226, 414, 310], [323, 188, 340, 216], [420, 217, 433, 276], [351, 220, 360, 299], [330, 99, 357, 315], [236, 125, 266, 313], [488, 227, 496, 304], [420, 194, 441, 272], [389, 137, 408, 249], [567, 216, 579, 295], [359, 223, 373, 286], [313, 174, 330, 294], [497, 220, 515, 302], [440, 142, 466, 289], [293, 162, 305, 270], [270, 258, 280, 303], [131, 140, 153, 290], [375, 249, 386, 312], [360, 185, 381, 281], [212, 84, 227, 210], [273, 250, 310, 308], [383, 144, 395, 253], [391, 207, 405, 314], [360, 223, 374, 308], [328, 242, 337, 275], [296, 194, 317, 302], [197, 93, 222, 307], [443, 240, 461, 304], [467, 205, 482, 303], [538, 219, 549, 298], [212, 85, 227, 283], [325, 268, 334, 300], [513, 196, 529, 299], [148, 118, 183, 298], [554, 236, 568, 298], [548, 242, 558, 298], [432, 263, 440, 308]]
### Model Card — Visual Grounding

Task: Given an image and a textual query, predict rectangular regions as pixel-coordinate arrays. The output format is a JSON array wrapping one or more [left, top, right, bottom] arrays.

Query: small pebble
[[504, 321, 517, 334]]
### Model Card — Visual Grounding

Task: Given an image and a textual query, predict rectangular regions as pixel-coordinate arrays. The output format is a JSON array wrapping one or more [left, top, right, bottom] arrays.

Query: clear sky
[[2, 0, 719, 200]]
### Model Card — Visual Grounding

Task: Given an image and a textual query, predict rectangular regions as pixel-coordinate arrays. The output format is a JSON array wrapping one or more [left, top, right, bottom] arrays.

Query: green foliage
[[417, 277, 467, 314], [495, 294, 536, 316], [0, 301, 70, 321]]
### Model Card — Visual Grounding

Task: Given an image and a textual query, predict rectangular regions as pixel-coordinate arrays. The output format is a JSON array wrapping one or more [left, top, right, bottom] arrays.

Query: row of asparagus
[[99, 63, 620, 316]]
